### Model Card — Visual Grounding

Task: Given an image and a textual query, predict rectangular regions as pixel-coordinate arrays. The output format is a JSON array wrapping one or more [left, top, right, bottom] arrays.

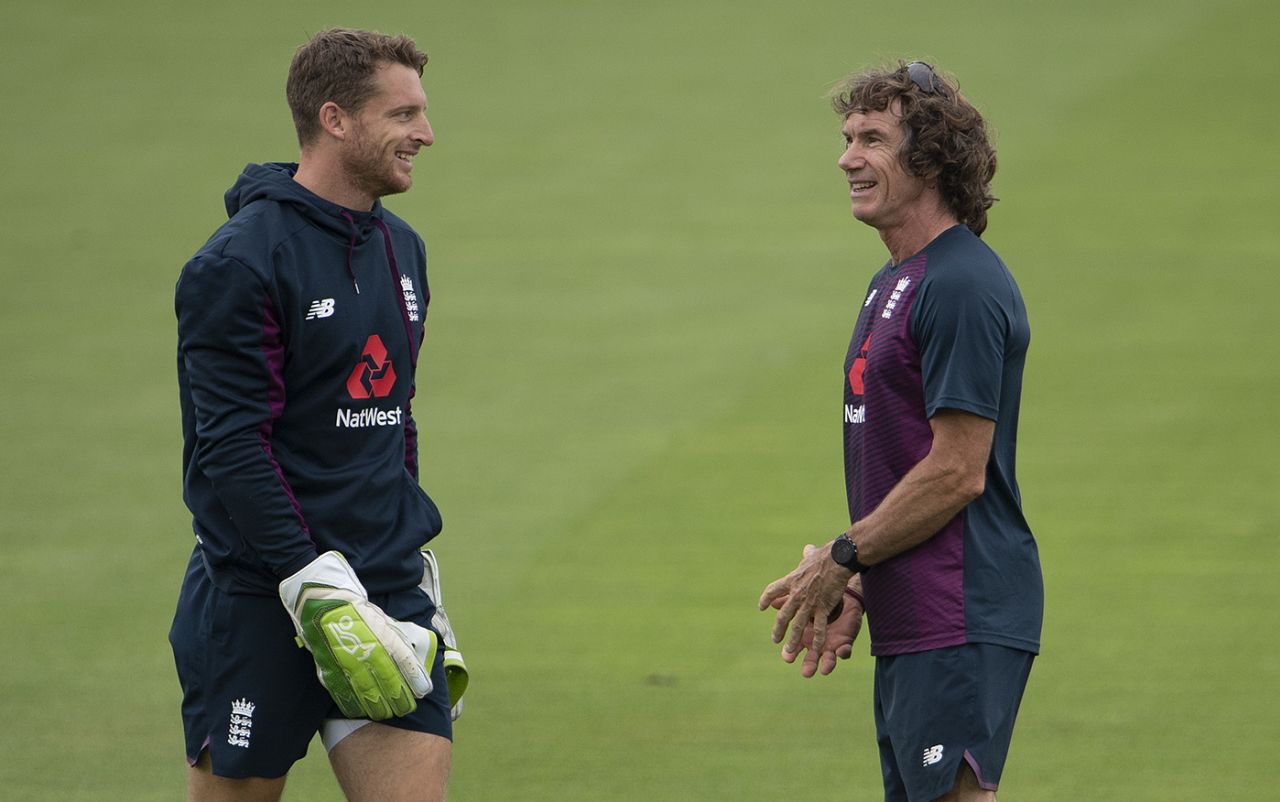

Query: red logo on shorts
[[848, 335, 871, 395], [346, 335, 397, 399]]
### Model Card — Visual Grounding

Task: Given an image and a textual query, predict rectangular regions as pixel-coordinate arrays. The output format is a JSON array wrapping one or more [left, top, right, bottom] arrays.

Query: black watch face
[[832, 536, 855, 566]]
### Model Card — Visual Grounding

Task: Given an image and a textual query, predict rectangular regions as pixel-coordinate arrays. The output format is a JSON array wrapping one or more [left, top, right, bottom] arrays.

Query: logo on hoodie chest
[[335, 335, 404, 429], [306, 298, 336, 320], [346, 335, 397, 399]]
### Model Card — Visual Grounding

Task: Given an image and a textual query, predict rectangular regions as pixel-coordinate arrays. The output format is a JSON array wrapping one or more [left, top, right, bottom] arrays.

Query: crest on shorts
[[228, 698, 256, 749]]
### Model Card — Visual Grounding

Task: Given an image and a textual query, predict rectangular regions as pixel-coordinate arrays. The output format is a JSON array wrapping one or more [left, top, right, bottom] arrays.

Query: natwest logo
[[848, 334, 871, 395], [346, 335, 397, 399]]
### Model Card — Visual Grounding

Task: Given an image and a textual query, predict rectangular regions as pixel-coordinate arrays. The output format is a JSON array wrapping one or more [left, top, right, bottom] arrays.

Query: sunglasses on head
[[905, 61, 942, 95]]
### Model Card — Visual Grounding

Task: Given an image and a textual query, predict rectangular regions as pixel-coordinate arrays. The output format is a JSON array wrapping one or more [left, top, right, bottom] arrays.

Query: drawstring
[[339, 211, 361, 294], [373, 218, 419, 370], [336, 211, 418, 368]]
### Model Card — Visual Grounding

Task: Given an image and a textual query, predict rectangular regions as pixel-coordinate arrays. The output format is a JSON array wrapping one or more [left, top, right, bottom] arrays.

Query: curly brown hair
[[832, 62, 997, 235], [286, 28, 429, 147]]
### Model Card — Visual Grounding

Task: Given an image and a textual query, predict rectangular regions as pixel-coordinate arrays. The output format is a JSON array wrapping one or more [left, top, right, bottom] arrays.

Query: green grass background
[[2, 0, 1277, 799]]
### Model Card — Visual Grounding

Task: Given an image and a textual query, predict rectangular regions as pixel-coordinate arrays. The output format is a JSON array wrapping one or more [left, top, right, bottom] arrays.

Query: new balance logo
[[922, 744, 944, 767], [306, 298, 336, 319]]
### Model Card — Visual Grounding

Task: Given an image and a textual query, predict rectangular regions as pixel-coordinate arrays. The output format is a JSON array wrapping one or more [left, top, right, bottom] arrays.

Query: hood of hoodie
[[224, 162, 386, 244], [225, 162, 405, 295]]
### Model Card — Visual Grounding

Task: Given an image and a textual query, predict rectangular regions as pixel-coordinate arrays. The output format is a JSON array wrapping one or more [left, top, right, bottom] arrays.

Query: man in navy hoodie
[[170, 28, 454, 801]]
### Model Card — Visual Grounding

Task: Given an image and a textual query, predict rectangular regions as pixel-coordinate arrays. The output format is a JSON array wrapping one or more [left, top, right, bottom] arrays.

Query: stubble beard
[[343, 126, 410, 203]]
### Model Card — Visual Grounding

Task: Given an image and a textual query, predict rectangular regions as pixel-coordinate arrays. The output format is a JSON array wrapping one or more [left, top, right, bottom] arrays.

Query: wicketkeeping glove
[[280, 551, 437, 720], [421, 549, 469, 720]]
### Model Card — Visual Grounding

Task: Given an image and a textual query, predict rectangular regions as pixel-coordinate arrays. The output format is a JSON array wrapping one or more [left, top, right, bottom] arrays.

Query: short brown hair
[[832, 62, 997, 235], [286, 28, 428, 147]]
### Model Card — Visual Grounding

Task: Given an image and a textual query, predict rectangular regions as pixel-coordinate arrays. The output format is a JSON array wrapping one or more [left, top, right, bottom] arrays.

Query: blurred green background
[[2, 0, 1276, 799]]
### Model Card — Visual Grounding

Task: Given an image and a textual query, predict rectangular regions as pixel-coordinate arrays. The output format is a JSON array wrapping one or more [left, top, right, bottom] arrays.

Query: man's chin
[[389, 171, 415, 194], [373, 176, 412, 200], [849, 203, 881, 227]]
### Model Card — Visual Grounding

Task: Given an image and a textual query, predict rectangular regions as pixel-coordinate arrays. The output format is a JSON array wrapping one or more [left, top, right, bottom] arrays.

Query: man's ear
[[317, 101, 349, 140]]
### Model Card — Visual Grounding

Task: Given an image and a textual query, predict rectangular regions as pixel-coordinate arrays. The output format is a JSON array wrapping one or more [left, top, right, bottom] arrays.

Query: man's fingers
[[800, 649, 820, 678], [785, 617, 807, 654], [758, 577, 789, 611], [784, 600, 817, 654], [810, 614, 830, 656], [771, 594, 802, 644]]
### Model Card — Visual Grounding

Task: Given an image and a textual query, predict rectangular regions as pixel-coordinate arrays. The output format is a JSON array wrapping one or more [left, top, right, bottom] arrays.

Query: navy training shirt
[[842, 225, 1042, 657]]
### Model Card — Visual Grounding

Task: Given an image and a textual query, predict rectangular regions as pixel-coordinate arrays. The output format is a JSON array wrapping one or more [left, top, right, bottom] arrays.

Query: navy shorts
[[168, 550, 452, 779], [873, 643, 1034, 802]]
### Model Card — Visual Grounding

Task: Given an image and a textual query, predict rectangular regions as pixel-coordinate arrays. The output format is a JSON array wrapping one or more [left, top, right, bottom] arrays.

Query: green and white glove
[[421, 549, 468, 720], [280, 551, 437, 720]]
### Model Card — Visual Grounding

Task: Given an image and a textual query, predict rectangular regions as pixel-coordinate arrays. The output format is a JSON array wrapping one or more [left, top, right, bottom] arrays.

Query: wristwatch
[[830, 533, 870, 573]]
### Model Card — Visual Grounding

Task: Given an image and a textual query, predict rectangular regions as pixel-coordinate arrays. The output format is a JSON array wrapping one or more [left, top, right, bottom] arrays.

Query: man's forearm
[[847, 449, 983, 565]]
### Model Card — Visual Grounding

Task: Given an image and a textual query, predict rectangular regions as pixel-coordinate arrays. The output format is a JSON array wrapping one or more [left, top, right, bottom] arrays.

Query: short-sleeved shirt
[[843, 225, 1042, 657]]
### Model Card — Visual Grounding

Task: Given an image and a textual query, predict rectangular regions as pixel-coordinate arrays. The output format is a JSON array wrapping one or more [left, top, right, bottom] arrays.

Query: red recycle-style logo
[[848, 335, 871, 395], [346, 335, 397, 399]]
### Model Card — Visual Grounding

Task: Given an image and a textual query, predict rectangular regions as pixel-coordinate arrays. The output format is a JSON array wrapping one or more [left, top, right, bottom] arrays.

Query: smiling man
[[760, 62, 1042, 802], [170, 29, 459, 802]]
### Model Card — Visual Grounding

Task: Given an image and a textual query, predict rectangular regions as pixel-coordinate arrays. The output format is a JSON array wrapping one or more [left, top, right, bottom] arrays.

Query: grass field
[[2, 0, 1277, 799]]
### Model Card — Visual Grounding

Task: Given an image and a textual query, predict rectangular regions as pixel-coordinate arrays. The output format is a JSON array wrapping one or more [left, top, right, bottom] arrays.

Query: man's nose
[[416, 118, 435, 147]]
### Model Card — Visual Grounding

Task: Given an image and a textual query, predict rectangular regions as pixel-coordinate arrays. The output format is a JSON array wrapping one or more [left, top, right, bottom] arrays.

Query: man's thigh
[[874, 643, 1034, 802], [329, 723, 452, 802], [187, 750, 287, 802]]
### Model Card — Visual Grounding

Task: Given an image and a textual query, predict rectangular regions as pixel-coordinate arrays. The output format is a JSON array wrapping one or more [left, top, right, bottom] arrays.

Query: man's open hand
[[758, 543, 855, 659], [770, 589, 864, 677]]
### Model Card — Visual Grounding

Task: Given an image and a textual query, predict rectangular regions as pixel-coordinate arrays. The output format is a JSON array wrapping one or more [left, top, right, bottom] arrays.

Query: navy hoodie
[[176, 162, 442, 596]]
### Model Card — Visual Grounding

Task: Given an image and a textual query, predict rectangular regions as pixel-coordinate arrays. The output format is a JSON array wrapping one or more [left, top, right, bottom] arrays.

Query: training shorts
[[873, 642, 1034, 802], [168, 549, 452, 779]]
